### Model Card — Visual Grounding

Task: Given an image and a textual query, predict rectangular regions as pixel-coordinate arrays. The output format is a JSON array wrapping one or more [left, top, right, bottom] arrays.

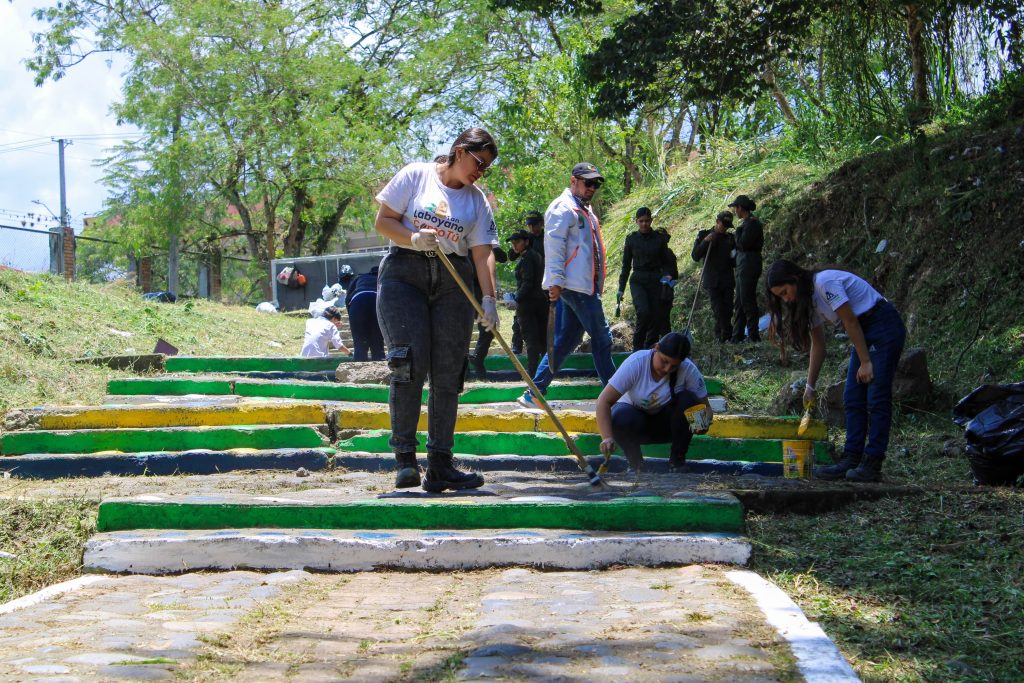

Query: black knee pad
[[387, 345, 412, 384]]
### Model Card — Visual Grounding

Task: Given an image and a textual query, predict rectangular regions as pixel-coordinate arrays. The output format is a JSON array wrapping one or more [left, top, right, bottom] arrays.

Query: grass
[[0, 268, 307, 414], [749, 490, 1024, 682], [0, 496, 96, 604]]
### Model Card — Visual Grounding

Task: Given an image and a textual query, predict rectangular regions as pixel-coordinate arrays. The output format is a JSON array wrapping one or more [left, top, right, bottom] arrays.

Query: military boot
[[394, 452, 421, 489], [846, 456, 884, 483], [815, 452, 862, 481], [423, 452, 485, 493]]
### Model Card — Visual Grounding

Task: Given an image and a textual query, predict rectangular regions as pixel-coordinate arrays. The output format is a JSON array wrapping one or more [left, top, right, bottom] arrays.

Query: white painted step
[[85, 528, 751, 574]]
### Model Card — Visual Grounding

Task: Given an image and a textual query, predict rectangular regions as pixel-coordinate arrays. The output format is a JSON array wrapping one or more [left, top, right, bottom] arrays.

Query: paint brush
[[797, 398, 816, 437]]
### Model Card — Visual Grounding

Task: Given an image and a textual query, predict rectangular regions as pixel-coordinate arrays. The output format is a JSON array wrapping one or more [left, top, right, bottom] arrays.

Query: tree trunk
[[282, 186, 310, 257], [905, 3, 932, 126], [311, 197, 353, 255], [763, 68, 798, 125]]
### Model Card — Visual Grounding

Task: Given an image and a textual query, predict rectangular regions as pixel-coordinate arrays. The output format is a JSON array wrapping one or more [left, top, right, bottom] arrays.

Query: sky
[[0, 2, 134, 272]]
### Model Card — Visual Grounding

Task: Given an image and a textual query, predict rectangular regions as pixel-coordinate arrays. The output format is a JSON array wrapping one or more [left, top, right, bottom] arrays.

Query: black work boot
[[815, 452, 862, 481], [846, 456, 884, 483], [667, 455, 689, 474], [423, 452, 484, 493], [394, 452, 421, 489]]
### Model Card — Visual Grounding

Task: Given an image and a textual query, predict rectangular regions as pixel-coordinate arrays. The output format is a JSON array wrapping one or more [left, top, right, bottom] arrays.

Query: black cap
[[506, 230, 532, 242], [571, 162, 604, 180], [525, 210, 542, 225], [727, 195, 756, 211]]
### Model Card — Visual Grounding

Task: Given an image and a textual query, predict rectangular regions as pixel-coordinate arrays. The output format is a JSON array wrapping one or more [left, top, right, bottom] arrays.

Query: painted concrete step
[[107, 377, 727, 402], [331, 406, 827, 440], [95, 492, 745, 533], [162, 351, 633, 374], [84, 528, 751, 574], [4, 401, 328, 431], [0, 448, 333, 478], [0, 424, 329, 456], [337, 429, 829, 464]]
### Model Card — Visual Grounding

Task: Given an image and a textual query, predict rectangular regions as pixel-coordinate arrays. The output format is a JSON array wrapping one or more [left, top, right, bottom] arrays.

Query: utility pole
[[55, 138, 75, 280], [46, 138, 73, 276]]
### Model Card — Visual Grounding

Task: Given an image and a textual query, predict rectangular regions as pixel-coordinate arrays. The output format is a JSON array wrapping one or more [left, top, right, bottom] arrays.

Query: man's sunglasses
[[583, 178, 603, 189]]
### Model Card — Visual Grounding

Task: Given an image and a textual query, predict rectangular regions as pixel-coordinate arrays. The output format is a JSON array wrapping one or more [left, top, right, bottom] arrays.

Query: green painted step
[[96, 493, 744, 533], [0, 425, 327, 456], [107, 377, 726, 402], [161, 352, 634, 375], [338, 430, 827, 464], [108, 378, 236, 396], [483, 351, 632, 372], [164, 356, 342, 373]]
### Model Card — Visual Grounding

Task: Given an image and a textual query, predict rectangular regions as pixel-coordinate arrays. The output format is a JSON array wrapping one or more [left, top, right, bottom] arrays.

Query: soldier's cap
[[727, 195, 756, 211], [525, 210, 542, 224], [506, 230, 532, 242], [571, 162, 604, 180]]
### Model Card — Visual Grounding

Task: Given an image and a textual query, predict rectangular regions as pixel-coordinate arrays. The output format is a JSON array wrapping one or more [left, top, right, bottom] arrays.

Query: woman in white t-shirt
[[595, 332, 712, 473], [766, 260, 906, 482], [299, 306, 350, 358], [374, 127, 500, 493]]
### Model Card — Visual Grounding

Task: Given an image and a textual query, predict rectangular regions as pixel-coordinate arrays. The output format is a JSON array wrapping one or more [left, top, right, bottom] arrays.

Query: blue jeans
[[376, 250, 475, 456], [531, 289, 615, 393], [348, 291, 385, 361], [611, 389, 701, 467], [843, 301, 906, 461]]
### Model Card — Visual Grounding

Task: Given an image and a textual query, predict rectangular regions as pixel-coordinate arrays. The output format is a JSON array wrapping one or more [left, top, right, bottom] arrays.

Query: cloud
[[0, 2, 134, 271]]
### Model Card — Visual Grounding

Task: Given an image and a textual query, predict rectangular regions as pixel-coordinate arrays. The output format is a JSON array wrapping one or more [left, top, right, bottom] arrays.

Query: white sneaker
[[517, 390, 539, 410]]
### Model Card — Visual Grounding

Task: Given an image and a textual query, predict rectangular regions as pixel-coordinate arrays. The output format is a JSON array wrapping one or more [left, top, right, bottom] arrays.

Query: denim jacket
[[542, 188, 606, 295]]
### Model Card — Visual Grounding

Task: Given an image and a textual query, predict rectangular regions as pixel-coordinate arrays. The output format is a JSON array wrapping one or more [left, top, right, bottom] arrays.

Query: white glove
[[480, 295, 500, 331], [803, 383, 817, 406], [600, 438, 616, 457], [409, 230, 439, 251]]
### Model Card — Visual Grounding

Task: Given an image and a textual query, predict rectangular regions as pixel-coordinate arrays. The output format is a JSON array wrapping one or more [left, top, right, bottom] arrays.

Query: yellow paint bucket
[[782, 440, 813, 479], [684, 404, 710, 432]]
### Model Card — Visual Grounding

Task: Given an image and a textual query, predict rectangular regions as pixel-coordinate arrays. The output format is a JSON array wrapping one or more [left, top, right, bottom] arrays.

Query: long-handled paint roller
[[435, 249, 609, 490]]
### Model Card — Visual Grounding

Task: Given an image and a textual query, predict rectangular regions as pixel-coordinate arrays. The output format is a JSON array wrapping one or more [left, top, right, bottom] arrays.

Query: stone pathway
[[0, 566, 817, 682]]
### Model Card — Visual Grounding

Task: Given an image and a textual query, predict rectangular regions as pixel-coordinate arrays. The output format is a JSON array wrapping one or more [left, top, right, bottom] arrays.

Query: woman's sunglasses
[[466, 149, 493, 174]]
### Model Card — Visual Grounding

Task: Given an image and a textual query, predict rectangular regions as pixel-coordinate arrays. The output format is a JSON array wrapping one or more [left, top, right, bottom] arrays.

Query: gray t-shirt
[[376, 161, 497, 256], [609, 350, 707, 414]]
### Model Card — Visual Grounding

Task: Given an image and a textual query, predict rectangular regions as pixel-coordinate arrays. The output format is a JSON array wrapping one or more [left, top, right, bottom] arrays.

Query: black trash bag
[[952, 382, 1024, 486]]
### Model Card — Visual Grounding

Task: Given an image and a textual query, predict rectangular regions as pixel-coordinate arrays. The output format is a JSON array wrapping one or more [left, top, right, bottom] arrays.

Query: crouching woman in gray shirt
[[595, 332, 713, 473]]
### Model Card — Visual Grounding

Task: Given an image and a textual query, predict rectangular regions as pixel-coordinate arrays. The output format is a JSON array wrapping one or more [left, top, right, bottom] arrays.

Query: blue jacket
[[542, 188, 607, 295]]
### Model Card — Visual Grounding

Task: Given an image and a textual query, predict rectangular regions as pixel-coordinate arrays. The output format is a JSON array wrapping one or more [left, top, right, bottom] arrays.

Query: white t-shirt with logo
[[301, 317, 345, 358], [609, 350, 708, 414], [812, 269, 885, 327], [376, 162, 497, 257]]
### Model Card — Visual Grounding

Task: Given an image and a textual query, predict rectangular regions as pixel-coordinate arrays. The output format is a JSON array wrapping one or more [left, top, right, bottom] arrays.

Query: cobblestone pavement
[[0, 566, 795, 682]]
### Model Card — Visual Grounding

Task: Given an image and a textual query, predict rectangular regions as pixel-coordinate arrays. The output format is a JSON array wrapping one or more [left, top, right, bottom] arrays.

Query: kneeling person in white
[[595, 332, 712, 473], [300, 306, 350, 358]]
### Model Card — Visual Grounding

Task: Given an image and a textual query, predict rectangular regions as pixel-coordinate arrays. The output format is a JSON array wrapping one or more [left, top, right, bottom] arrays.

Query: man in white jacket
[[519, 162, 616, 408]]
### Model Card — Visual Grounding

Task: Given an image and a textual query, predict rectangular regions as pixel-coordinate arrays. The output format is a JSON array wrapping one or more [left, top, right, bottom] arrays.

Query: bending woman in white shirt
[[766, 260, 906, 482], [300, 306, 350, 358], [595, 332, 712, 473]]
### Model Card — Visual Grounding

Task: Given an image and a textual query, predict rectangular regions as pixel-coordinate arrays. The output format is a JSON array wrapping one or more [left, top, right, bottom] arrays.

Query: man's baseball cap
[[571, 162, 604, 180], [525, 210, 542, 224], [506, 230, 532, 242], [727, 195, 756, 211]]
